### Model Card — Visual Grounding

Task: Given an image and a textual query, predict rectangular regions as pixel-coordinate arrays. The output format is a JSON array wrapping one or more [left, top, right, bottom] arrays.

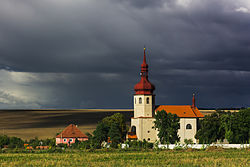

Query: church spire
[[143, 47, 146, 64], [134, 48, 155, 95]]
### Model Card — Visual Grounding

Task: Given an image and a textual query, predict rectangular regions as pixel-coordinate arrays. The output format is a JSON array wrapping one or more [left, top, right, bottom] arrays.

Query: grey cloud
[[0, 0, 249, 108]]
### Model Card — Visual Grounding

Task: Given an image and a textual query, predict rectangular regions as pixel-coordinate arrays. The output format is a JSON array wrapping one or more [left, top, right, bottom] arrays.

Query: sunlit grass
[[0, 149, 249, 167]]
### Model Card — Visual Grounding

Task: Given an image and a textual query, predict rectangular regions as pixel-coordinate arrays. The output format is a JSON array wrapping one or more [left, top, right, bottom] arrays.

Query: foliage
[[184, 139, 193, 145], [0, 135, 9, 148], [195, 111, 226, 144], [154, 110, 180, 144], [220, 109, 250, 143], [91, 113, 127, 148], [8, 137, 24, 148], [124, 140, 153, 150], [92, 122, 109, 148], [196, 109, 250, 144], [102, 113, 128, 141], [108, 123, 121, 148]]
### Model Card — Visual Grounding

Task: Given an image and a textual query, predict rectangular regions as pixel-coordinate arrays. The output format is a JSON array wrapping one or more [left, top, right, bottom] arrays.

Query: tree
[[195, 111, 225, 144], [92, 122, 109, 148], [0, 135, 9, 148], [154, 110, 180, 144], [221, 109, 250, 143], [8, 136, 24, 148], [108, 123, 121, 148], [102, 113, 127, 141]]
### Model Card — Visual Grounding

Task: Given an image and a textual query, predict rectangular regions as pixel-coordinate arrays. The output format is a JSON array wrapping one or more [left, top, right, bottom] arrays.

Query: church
[[128, 48, 204, 143]]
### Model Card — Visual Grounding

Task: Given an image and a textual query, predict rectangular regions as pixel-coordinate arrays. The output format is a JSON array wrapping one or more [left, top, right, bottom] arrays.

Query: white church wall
[[131, 117, 158, 142], [178, 118, 197, 143]]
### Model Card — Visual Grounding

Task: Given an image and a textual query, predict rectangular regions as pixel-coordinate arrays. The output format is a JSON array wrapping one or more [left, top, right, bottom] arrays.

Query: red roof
[[155, 105, 204, 118], [134, 48, 155, 95], [56, 124, 88, 138]]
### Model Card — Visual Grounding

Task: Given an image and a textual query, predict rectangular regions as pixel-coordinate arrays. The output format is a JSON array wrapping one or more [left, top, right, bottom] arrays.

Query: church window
[[186, 124, 192, 129], [146, 97, 150, 104], [131, 126, 136, 133], [139, 97, 142, 104], [148, 138, 150, 141], [135, 98, 136, 104]]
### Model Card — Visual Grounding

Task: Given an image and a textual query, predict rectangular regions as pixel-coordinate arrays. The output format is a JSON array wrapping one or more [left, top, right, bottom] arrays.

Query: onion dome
[[134, 48, 155, 95]]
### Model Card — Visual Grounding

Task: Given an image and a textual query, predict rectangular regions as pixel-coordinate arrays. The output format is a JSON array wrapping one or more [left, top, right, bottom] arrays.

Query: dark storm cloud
[[0, 0, 249, 108]]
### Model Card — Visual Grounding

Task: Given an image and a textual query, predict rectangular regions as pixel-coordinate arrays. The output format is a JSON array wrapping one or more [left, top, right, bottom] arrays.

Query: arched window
[[139, 97, 142, 104], [135, 98, 136, 104], [131, 126, 136, 133], [186, 124, 192, 129], [146, 97, 150, 104]]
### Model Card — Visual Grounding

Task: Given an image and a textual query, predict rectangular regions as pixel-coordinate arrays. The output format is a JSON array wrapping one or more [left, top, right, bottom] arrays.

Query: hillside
[[0, 108, 237, 140]]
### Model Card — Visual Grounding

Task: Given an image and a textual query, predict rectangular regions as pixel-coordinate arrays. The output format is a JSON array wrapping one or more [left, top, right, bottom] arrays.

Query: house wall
[[56, 137, 88, 145]]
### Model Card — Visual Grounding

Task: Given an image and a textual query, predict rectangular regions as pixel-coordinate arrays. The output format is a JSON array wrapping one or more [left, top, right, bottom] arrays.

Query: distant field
[[0, 149, 249, 166], [0, 109, 133, 140], [0, 109, 217, 140]]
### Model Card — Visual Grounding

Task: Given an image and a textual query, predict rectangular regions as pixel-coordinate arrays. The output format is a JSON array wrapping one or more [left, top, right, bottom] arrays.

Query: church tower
[[130, 48, 157, 142], [133, 48, 155, 117]]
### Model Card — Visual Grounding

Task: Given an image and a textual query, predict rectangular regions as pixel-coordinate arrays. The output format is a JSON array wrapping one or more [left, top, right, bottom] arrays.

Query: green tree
[[154, 110, 180, 144], [92, 122, 109, 148], [224, 109, 250, 143], [102, 113, 127, 141], [195, 111, 226, 144], [108, 123, 121, 148], [0, 135, 9, 148], [8, 136, 24, 148]]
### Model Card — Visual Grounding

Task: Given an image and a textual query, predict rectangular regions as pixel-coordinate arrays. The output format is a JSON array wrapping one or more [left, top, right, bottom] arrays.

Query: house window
[[146, 97, 150, 104], [69, 138, 73, 142], [63, 138, 67, 142], [186, 124, 192, 129], [147, 130, 150, 133], [139, 97, 142, 104]]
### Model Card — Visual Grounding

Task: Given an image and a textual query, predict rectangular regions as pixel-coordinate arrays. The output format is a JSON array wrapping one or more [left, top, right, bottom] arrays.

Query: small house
[[56, 124, 88, 146]]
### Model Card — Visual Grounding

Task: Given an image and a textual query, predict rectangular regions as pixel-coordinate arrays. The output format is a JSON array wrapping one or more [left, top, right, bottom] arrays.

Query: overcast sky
[[0, 0, 250, 109]]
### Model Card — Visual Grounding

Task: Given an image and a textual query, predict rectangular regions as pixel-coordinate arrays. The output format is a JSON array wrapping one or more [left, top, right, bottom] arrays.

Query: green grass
[[0, 149, 249, 167]]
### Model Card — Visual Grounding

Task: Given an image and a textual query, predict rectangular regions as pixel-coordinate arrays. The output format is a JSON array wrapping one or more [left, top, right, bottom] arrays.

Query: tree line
[[195, 108, 250, 144], [1, 108, 249, 150]]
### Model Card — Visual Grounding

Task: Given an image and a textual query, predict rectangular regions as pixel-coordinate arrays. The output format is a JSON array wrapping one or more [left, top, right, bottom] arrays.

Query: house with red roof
[[129, 48, 204, 143], [56, 124, 88, 146]]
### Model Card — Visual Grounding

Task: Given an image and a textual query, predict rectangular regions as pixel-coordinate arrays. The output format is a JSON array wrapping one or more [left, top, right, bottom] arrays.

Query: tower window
[[146, 97, 150, 104], [139, 97, 142, 104], [186, 124, 192, 129]]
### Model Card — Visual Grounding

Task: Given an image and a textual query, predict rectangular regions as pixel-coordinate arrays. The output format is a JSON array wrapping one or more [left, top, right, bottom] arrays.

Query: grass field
[[0, 149, 249, 166]]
